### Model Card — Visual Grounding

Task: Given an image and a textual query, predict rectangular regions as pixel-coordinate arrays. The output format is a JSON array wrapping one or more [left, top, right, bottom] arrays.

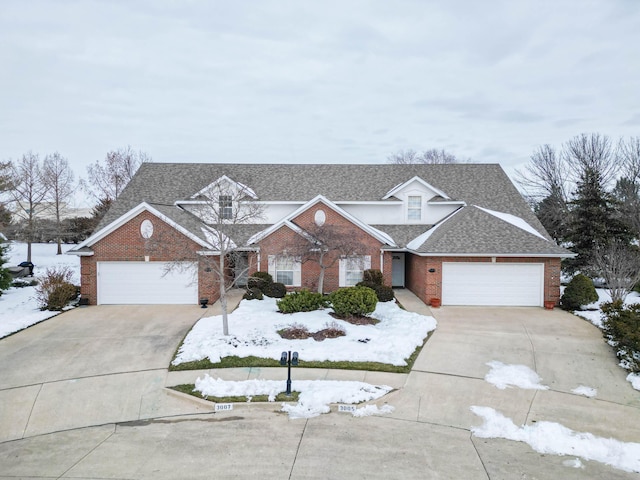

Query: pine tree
[[565, 168, 630, 273], [0, 242, 13, 296]]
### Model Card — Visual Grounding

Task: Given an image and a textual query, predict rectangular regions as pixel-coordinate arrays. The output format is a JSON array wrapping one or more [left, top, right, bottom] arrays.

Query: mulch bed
[[329, 312, 379, 325]]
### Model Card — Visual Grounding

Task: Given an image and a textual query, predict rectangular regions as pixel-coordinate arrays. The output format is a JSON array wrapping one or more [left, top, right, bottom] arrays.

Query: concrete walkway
[[1, 290, 640, 479]]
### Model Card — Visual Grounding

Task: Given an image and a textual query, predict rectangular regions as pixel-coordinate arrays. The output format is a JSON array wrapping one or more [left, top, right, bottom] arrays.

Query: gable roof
[[248, 195, 396, 247], [91, 163, 569, 257], [408, 206, 571, 257], [382, 175, 451, 200]]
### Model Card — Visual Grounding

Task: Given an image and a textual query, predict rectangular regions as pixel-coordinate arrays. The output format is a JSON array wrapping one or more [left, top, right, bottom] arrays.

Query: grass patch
[[170, 384, 300, 403], [169, 331, 433, 373]]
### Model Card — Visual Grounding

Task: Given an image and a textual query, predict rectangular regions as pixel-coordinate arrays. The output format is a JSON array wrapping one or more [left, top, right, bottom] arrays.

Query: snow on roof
[[475, 206, 547, 241]]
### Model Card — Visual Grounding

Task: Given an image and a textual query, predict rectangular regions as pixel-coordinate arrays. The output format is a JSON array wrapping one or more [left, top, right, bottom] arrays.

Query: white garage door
[[97, 262, 198, 305], [442, 262, 544, 306]]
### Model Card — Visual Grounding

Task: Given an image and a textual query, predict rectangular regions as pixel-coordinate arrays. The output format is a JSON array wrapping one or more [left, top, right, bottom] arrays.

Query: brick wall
[[406, 255, 562, 306], [255, 202, 386, 293], [81, 211, 221, 305]]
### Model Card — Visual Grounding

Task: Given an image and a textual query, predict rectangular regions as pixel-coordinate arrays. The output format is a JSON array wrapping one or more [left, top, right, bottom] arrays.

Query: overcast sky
[[2, 0, 639, 203]]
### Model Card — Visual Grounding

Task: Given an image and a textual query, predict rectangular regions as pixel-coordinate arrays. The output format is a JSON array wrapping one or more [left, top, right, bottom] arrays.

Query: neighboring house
[[68, 163, 572, 306]]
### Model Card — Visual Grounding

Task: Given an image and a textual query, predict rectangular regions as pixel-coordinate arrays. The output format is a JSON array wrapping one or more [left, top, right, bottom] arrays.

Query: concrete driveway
[[1, 297, 639, 479]]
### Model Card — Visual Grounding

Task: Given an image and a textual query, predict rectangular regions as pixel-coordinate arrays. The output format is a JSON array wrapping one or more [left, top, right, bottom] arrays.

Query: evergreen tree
[[0, 242, 12, 296], [535, 189, 569, 243], [565, 168, 630, 273]]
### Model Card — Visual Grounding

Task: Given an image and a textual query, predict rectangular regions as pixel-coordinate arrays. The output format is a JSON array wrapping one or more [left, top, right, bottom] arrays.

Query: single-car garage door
[[442, 262, 544, 306], [97, 262, 198, 305]]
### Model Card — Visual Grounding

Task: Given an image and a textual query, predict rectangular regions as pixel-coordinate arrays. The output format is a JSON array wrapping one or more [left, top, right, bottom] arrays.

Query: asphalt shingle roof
[[96, 163, 571, 257]]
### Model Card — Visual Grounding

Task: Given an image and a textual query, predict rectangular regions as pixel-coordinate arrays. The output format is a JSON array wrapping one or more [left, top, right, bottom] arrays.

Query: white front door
[[392, 253, 405, 287], [441, 262, 544, 306], [97, 261, 198, 305]]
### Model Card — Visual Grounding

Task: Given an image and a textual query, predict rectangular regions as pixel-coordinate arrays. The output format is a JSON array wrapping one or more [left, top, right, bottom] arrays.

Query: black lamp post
[[280, 350, 299, 396]]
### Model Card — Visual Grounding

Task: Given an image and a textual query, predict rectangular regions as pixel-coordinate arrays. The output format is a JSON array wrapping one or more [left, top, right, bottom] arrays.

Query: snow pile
[[484, 361, 549, 390], [571, 385, 597, 398], [627, 373, 640, 391], [0, 242, 80, 338], [173, 296, 437, 366], [194, 374, 393, 419], [471, 406, 640, 474]]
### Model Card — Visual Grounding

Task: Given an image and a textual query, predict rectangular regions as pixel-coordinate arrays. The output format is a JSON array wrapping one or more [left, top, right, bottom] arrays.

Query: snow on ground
[[571, 385, 598, 398], [195, 374, 394, 419], [0, 242, 80, 338], [471, 406, 640, 474], [484, 361, 549, 390], [570, 288, 640, 391], [173, 296, 437, 366]]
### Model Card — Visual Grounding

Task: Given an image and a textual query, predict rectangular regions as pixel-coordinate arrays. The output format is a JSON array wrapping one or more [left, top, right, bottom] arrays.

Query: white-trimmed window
[[219, 195, 233, 219], [407, 195, 422, 220], [339, 255, 371, 287], [268, 255, 301, 286]]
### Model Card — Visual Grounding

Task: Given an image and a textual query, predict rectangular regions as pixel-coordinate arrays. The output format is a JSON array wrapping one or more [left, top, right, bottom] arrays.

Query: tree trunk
[[219, 255, 229, 335], [56, 205, 62, 255], [27, 241, 32, 264]]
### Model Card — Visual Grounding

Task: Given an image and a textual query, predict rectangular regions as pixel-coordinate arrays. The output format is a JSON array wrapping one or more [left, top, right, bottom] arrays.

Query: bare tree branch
[[592, 241, 640, 303], [86, 146, 149, 201], [42, 152, 75, 254], [387, 148, 460, 165], [564, 133, 617, 187], [515, 144, 568, 201], [618, 136, 640, 182]]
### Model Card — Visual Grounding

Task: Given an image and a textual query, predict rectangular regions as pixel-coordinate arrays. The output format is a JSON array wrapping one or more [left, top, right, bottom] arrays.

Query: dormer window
[[408, 196, 422, 220], [219, 195, 233, 219]]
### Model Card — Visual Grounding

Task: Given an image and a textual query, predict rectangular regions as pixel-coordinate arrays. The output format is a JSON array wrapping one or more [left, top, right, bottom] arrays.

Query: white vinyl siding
[[268, 255, 301, 286], [407, 196, 422, 220], [339, 255, 371, 287], [441, 262, 544, 306], [97, 262, 198, 305]]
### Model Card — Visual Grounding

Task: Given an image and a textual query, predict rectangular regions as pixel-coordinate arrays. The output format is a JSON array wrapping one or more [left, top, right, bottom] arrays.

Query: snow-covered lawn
[[174, 294, 437, 419], [173, 296, 437, 366], [0, 242, 80, 339], [571, 288, 640, 392]]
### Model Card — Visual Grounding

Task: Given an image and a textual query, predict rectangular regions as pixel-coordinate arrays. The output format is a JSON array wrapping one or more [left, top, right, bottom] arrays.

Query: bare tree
[[151, 179, 264, 335], [387, 149, 420, 164], [592, 241, 640, 303], [86, 146, 149, 201], [618, 136, 640, 182], [9, 152, 49, 262], [388, 148, 460, 165], [281, 223, 368, 294], [516, 145, 568, 200], [42, 152, 75, 254], [564, 133, 617, 186]]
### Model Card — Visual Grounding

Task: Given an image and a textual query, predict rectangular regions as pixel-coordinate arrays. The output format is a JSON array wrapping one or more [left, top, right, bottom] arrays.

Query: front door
[[392, 253, 405, 287]]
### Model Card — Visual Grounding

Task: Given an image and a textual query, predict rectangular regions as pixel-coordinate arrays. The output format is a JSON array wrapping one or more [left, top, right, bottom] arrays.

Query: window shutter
[[268, 255, 276, 279], [364, 255, 371, 270], [339, 258, 346, 287], [293, 257, 302, 287]]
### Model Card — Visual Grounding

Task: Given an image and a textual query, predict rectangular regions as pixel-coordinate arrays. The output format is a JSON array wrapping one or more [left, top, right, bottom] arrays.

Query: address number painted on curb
[[215, 403, 234, 412], [338, 404, 357, 413]]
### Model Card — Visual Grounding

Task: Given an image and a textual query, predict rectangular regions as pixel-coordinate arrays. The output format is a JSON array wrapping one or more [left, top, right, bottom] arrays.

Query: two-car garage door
[[442, 262, 544, 306], [97, 262, 198, 305]]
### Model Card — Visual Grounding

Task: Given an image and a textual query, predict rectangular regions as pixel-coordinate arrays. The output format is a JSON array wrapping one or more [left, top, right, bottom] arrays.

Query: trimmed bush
[[560, 273, 598, 311], [330, 286, 378, 318], [374, 284, 395, 302], [279, 323, 311, 339], [277, 289, 328, 313], [265, 282, 287, 298], [247, 271, 273, 293], [356, 281, 394, 302], [362, 269, 384, 286], [601, 300, 640, 373], [243, 287, 263, 301]]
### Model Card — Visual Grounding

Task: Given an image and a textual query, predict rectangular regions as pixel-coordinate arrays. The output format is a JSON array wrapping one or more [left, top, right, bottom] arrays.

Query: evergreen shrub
[[601, 300, 640, 373], [265, 282, 287, 298], [362, 269, 384, 286], [243, 287, 263, 301], [277, 290, 328, 313], [330, 286, 378, 318], [560, 273, 598, 310], [247, 272, 273, 292]]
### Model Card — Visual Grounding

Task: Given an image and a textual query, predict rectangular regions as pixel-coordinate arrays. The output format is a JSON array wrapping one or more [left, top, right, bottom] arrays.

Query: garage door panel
[[98, 262, 197, 305], [442, 263, 543, 306]]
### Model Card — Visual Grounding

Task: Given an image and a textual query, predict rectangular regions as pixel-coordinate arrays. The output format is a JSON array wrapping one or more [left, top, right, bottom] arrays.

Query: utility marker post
[[280, 350, 299, 396]]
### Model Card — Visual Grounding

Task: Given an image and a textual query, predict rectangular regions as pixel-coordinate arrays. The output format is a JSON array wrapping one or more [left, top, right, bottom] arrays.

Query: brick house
[[69, 163, 572, 306]]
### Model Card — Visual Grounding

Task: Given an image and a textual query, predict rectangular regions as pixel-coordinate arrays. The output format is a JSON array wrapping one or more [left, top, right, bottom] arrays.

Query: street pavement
[[0, 290, 639, 479]]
